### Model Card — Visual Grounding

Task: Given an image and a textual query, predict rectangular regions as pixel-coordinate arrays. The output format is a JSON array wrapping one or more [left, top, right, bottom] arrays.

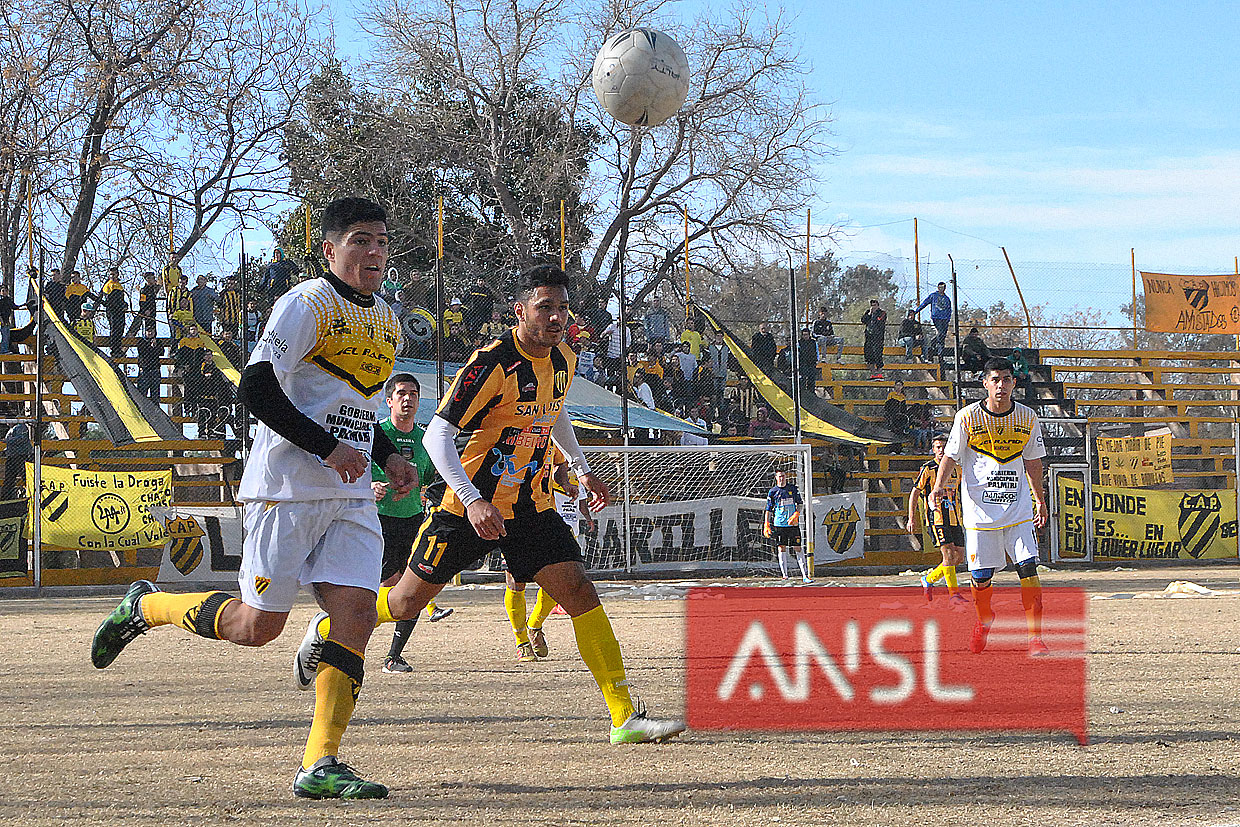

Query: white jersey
[[238, 277, 401, 502], [944, 400, 1046, 530]]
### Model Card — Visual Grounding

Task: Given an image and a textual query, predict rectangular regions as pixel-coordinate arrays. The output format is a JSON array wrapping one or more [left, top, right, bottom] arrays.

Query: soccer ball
[[591, 28, 689, 127]]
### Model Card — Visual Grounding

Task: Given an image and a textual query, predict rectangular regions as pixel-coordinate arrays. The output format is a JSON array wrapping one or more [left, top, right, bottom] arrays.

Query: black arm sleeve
[[371, 423, 399, 469], [238, 361, 338, 460]]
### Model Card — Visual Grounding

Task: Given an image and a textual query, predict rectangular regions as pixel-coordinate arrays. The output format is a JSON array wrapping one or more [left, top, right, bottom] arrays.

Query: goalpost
[[578, 443, 813, 575]]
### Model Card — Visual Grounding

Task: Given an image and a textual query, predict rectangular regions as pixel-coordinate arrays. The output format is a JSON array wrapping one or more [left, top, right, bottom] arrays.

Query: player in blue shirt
[[764, 470, 810, 583]]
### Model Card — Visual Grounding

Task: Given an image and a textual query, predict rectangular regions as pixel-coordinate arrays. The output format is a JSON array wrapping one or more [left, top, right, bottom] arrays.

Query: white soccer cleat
[[610, 703, 686, 744], [294, 610, 328, 691]]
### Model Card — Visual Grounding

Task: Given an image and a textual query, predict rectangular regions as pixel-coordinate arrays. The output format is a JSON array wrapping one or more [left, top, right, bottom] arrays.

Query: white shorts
[[965, 520, 1038, 572], [239, 498, 383, 612]]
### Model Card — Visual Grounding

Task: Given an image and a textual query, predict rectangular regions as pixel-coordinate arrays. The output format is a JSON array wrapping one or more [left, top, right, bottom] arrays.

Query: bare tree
[[2, 0, 329, 282]]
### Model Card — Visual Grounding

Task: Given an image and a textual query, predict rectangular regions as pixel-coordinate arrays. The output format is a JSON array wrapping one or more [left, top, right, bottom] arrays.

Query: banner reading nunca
[[28, 465, 172, 551], [1058, 478, 1237, 560], [1141, 271, 1240, 334]]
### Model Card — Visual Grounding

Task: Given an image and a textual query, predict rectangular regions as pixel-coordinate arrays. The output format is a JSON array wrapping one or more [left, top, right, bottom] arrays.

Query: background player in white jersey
[[931, 357, 1049, 656], [90, 198, 414, 800]]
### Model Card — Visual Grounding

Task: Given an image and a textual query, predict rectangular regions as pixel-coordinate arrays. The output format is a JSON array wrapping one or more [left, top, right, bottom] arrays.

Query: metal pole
[[435, 196, 445, 401], [1132, 249, 1139, 350], [801, 444, 814, 579], [914, 217, 921, 309], [619, 251, 632, 573], [238, 240, 250, 460], [1233, 415, 1239, 559], [1000, 247, 1033, 348], [948, 254, 962, 411], [788, 253, 802, 443], [1084, 419, 1095, 563], [32, 248, 44, 588]]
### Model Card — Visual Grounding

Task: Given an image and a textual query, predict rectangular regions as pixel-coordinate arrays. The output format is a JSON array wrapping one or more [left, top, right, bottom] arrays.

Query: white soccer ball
[[591, 27, 689, 127]]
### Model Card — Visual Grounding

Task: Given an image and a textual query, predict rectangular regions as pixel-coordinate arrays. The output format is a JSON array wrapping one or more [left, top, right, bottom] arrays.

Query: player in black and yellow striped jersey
[[217, 277, 243, 336], [296, 264, 685, 745], [907, 433, 966, 604]]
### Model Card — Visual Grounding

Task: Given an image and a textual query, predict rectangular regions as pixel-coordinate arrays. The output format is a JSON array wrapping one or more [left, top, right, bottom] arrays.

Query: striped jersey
[[913, 458, 961, 523], [944, 400, 1045, 529], [238, 276, 401, 502], [432, 330, 575, 519]]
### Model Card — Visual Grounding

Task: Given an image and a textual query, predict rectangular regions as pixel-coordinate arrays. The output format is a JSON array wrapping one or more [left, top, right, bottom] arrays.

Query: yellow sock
[[316, 586, 399, 641], [527, 588, 558, 630], [424, 599, 438, 617], [1020, 574, 1043, 638], [972, 581, 994, 626], [943, 565, 959, 595], [571, 605, 635, 727], [505, 587, 529, 644], [302, 640, 364, 770], [140, 591, 236, 639], [924, 564, 946, 584]]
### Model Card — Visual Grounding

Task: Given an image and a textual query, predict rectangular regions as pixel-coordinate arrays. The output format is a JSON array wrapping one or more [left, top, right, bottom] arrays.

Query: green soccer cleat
[[91, 580, 158, 669], [293, 758, 388, 800], [610, 703, 686, 745]]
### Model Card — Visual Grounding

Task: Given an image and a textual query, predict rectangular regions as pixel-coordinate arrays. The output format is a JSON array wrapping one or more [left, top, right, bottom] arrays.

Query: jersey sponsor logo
[[262, 330, 289, 356], [685, 587, 1088, 744], [490, 448, 538, 487], [454, 364, 488, 402]]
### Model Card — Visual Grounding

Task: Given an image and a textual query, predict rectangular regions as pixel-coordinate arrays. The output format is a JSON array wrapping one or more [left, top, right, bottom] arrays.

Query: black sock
[[387, 618, 417, 660]]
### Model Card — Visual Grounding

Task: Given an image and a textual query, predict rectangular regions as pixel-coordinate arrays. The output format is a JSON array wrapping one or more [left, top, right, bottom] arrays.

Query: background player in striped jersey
[[908, 432, 967, 605], [931, 357, 1049, 656], [295, 264, 685, 744], [91, 197, 413, 799]]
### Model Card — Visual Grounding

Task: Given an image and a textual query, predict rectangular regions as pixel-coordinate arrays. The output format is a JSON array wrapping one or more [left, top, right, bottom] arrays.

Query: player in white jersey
[[91, 198, 414, 800], [931, 356, 1049, 656]]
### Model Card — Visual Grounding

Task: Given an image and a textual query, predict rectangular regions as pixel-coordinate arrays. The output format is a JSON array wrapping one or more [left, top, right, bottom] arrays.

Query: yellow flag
[[1141, 271, 1240, 334], [29, 465, 172, 551]]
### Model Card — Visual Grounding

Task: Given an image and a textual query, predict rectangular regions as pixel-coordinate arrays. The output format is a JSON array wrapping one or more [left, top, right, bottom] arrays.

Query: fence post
[[621, 451, 632, 573]]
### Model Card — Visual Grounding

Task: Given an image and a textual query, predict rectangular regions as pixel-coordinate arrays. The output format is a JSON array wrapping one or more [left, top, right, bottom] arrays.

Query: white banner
[[151, 506, 244, 585]]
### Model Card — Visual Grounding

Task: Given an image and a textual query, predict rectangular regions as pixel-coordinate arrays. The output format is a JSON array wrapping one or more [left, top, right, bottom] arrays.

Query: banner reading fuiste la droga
[[28, 465, 172, 551], [1058, 478, 1237, 560], [1141, 271, 1240, 334]]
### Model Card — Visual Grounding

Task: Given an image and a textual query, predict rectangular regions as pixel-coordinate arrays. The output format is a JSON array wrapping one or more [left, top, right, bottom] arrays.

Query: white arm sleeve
[[551, 410, 592, 477], [423, 415, 483, 509]]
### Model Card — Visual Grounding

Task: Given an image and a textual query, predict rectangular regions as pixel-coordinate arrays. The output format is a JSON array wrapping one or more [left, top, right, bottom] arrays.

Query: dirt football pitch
[[7, 564, 1240, 827]]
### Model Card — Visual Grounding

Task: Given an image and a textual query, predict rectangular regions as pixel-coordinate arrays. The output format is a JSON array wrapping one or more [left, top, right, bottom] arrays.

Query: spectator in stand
[[135, 325, 164, 403], [692, 354, 714, 402], [0, 283, 15, 355], [1, 422, 32, 500], [258, 247, 299, 300], [173, 323, 208, 417], [196, 350, 234, 439], [643, 302, 671, 346], [477, 309, 509, 343], [241, 299, 263, 354], [442, 322, 469, 362], [883, 379, 910, 436], [751, 322, 777, 372], [575, 336, 598, 381], [644, 340, 667, 380], [216, 277, 242, 337], [658, 375, 679, 412], [897, 309, 925, 360], [679, 316, 705, 358], [218, 326, 243, 370], [811, 307, 844, 361], [44, 268, 67, 318], [601, 318, 629, 382], [1009, 347, 1034, 401], [680, 406, 709, 447], [190, 274, 218, 332], [706, 330, 730, 400], [916, 281, 953, 359], [464, 278, 493, 333], [907, 388, 934, 452], [797, 327, 818, 395], [102, 268, 128, 358], [166, 274, 193, 340], [72, 307, 98, 343], [861, 299, 888, 379], [631, 368, 655, 409], [960, 327, 990, 372], [126, 271, 160, 338], [65, 271, 95, 322], [774, 335, 792, 377], [727, 373, 760, 422], [443, 296, 465, 331], [749, 406, 791, 441], [624, 352, 644, 387], [675, 340, 697, 382]]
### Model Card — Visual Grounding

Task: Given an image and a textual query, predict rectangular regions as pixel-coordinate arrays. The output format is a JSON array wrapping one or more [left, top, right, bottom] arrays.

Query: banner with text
[[1096, 432, 1173, 487], [1141, 271, 1240, 334], [1058, 478, 1237, 560], [29, 465, 172, 551]]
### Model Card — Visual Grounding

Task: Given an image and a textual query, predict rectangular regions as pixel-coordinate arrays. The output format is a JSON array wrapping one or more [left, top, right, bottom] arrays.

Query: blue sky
[[796, 1, 1239, 275]]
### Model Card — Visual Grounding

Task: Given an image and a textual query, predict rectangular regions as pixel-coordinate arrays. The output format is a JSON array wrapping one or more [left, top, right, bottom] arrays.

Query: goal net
[[578, 443, 813, 575]]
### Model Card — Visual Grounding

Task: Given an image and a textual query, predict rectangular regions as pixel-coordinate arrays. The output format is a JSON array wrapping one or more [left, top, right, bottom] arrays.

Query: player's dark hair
[[384, 371, 420, 397], [322, 198, 387, 241], [982, 356, 1014, 377], [514, 264, 570, 301]]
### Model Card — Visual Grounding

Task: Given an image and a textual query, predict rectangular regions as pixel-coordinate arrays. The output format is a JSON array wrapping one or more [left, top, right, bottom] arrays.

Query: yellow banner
[[1097, 432, 1173, 487], [28, 465, 172, 551], [1141, 271, 1240, 334], [1058, 478, 1237, 560]]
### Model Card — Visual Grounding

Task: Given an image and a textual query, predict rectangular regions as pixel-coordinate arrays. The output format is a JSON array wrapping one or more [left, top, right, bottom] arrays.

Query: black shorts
[[408, 506, 582, 585], [771, 525, 801, 547], [929, 502, 965, 548], [380, 512, 424, 581]]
